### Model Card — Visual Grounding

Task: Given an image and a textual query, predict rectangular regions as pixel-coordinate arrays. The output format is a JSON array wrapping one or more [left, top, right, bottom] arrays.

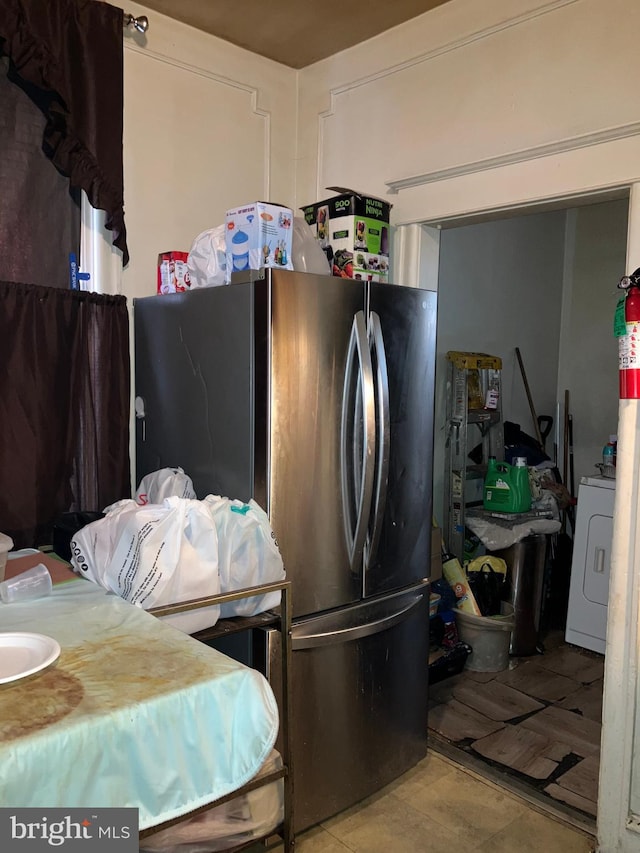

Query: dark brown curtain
[[0, 0, 128, 264], [0, 58, 80, 289], [0, 282, 131, 548], [0, 1, 131, 547]]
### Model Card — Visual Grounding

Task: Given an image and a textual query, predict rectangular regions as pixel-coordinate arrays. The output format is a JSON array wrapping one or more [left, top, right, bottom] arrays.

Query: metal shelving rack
[[145, 580, 294, 853], [444, 352, 504, 563]]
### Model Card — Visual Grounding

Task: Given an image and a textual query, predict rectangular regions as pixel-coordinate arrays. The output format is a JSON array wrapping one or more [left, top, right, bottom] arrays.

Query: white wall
[[433, 210, 566, 526], [117, 4, 297, 486], [296, 0, 640, 224], [122, 3, 297, 303], [558, 199, 629, 486]]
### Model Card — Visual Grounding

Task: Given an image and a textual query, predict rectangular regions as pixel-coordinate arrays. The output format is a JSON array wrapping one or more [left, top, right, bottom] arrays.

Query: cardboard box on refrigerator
[[301, 189, 391, 282], [157, 251, 190, 294], [225, 202, 294, 281]]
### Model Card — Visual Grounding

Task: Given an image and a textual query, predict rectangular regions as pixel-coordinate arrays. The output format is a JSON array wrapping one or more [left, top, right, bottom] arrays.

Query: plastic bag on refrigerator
[[187, 225, 227, 288], [292, 216, 331, 275]]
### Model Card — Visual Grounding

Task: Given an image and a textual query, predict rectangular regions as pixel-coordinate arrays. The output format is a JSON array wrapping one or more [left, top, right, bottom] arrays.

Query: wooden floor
[[427, 632, 603, 827]]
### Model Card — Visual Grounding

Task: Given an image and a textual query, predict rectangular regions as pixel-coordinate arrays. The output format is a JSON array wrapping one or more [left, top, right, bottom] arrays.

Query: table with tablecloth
[[0, 577, 279, 830]]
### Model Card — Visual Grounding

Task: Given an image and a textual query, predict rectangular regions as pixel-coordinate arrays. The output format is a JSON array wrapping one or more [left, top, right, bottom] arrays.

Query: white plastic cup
[[0, 563, 52, 604]]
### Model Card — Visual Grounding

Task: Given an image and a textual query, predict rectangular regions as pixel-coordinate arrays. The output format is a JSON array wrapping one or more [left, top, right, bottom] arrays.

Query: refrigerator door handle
[[292, 591, 425, 650], [134, 395, 146, 442], [341, 310, 376, 573], [364, 311, 390, 572]]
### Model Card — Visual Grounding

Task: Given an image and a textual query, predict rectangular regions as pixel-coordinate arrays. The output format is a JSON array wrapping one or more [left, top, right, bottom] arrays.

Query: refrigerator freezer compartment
[[259, 585, 429, 832], [290, 585, 428, 649]]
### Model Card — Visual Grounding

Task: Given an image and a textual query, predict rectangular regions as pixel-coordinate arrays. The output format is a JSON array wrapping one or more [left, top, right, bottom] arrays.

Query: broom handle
[[515, 347, 544, 448]]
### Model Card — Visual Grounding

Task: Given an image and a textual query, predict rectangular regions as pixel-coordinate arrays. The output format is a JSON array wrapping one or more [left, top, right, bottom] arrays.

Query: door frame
[[394, 173, 640, 852]]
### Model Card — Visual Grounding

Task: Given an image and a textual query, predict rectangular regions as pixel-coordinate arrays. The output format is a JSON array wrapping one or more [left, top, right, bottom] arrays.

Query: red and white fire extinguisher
[[618, 268, 640, 398]]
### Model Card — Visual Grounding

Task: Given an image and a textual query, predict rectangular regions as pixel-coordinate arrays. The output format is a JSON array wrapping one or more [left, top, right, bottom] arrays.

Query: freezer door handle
[[364, 311, 390, 572], [341, 310, 376, 573], [291, 591, 425, 650]]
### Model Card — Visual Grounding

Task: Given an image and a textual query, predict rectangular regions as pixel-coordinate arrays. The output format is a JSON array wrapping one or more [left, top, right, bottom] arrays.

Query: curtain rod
[[124, 13, 149, 34]]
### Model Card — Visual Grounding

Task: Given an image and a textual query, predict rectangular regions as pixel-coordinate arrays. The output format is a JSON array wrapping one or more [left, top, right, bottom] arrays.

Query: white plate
[[0, 632, 61, 684]]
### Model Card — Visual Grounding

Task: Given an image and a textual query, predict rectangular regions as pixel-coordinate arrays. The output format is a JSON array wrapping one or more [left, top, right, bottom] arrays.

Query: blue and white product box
[[225, 202, 294, 281]]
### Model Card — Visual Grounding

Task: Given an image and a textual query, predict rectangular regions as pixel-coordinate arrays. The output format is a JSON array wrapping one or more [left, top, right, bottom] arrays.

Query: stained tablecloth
[[0, 579, 278, 829]]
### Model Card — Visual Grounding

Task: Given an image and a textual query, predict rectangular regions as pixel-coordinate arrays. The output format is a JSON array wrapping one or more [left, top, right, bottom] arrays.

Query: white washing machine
[[565, 474, 615, 654]]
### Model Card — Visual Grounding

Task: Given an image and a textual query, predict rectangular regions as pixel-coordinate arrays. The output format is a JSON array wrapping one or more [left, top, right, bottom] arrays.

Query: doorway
[[424, 195, 628, 830], [432, 196, 628, 526]]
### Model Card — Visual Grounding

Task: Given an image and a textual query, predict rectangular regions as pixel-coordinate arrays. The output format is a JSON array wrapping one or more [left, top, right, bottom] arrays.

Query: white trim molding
[[597, 182, 640, 853], [386, 122, 640, 194], [124, 42, 271, 201], [312, 0, 583, 204], [322, 0, 580, 99]]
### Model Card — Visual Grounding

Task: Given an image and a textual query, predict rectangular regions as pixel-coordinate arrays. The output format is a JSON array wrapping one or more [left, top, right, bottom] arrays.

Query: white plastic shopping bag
[[204, 496, 285, 617], [71, 494, 285, 631], [71, 497, 220, 632], [140, 750, 284, 853], [187, 224, 227, 289], [136, 467, 197, 505]]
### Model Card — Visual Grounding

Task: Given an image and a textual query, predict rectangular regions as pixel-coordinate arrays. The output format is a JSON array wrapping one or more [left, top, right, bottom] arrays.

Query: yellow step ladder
[[444, 351, 504, 562]]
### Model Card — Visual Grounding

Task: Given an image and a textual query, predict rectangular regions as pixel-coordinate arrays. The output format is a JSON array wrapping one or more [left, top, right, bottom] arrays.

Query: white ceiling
[[136, 0, 453, 68]]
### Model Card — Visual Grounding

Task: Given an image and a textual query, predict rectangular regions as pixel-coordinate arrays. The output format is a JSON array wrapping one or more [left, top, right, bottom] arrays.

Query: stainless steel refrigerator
[[134, 268, 437, 832]]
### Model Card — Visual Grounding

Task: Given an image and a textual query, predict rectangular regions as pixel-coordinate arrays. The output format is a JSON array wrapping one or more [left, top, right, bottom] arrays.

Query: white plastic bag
[[292, 216, 331, 275], [136, 467, 197, 505], [70, 497, 220, 633], [140, 750, 284, 853], [204, 496, 285, 617], [187, 225, 227, 289], [71, 495, 284, 632], [465, 513, 561, 550]]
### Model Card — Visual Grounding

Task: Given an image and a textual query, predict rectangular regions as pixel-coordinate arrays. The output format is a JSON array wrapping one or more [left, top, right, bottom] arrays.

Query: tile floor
[[266, 751, 595, 852], [261, 634, 602, 853], [427, 633, 603, 824]]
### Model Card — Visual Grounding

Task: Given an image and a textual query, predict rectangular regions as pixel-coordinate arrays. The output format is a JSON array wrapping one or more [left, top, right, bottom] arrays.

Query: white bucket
[[455, 601, 515, 672]]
